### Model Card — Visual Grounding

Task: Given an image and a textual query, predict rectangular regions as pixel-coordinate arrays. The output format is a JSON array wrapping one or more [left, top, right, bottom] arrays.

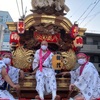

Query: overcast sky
[[0, 0, 100, 33]]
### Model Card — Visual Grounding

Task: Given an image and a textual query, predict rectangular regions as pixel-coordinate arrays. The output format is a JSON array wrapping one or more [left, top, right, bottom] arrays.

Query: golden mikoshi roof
[[6, 14, 86, 36]]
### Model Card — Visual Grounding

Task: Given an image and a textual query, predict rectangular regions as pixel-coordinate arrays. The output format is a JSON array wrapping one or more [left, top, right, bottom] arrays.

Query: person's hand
[[56, 72, 70, 77], [19, 70, 24, 79], [69, 84, 75, 91], [62, 72, 68, 76], [13, 84, 20, 91], [31, 71, 36, 75], [31, 68, 38, 75], [61, 72, 69, 77]]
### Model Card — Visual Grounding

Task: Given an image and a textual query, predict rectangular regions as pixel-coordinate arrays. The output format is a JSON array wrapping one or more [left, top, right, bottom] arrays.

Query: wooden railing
[[10, 74, 79, 99]]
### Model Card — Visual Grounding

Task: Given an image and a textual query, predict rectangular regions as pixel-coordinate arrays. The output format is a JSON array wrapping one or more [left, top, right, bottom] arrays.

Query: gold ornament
[[12, 46, 34, 70], [61, 49, 76, 70]]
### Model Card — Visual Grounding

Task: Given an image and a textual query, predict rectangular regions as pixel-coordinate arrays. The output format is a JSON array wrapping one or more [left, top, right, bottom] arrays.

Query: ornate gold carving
[[63, 18, 72, 27], [61, 49, 76, 70], [41, 15, 56, 19], [41, 19, 55, 24], [24, 14, 35, 23], [23, 82, 33, 87], [25, 21, 35, 29], [12, 46, 34, 69], [60, 23, 69, 32], [57, 78, 70, 87], [6, 22, 16, 31], [78, 28, 86, 36]]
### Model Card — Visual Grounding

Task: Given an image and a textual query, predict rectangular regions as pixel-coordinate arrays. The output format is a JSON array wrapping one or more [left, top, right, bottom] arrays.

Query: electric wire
[[69, 0, 90, 18], [77, 1, 96, 22], [16, 0, 21, 18], [83, 11, 100, 27], [79, 0, 100, 25]]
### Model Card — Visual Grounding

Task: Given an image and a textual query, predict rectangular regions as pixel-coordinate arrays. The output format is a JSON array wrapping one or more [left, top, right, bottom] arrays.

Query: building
[[80, 32, 100, 73], [0, 25, 4, 50], [0, 11, 13, 51]]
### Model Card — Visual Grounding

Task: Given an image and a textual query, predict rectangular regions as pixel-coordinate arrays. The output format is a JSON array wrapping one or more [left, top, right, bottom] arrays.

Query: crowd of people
[[0, 40, 100, 100]]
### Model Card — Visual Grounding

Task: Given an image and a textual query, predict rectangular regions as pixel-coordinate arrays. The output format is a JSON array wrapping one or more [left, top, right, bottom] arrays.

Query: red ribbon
[[79, 62, 88, 76]]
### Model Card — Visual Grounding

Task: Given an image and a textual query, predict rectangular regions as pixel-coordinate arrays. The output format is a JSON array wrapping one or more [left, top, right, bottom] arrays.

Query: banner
[[34, 32, 60, 43]]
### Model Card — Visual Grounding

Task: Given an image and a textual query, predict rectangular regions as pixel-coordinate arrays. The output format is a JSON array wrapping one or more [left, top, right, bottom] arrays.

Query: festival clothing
[[0, 60, 20, 100], [32, 49, 57, 95], [70, 62, 100, 100]]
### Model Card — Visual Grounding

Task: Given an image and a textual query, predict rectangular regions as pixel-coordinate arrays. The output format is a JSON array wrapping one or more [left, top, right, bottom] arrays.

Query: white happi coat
[[0, 60, 20, 100], [32, 49, 57, 94], [70, 62, 100, 100]]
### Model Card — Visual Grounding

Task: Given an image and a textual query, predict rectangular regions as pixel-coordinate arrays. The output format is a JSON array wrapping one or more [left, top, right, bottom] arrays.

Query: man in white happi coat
[[32, 41, 57, 100], [0, 53, 24, 99], [62, 53, 100, 100]]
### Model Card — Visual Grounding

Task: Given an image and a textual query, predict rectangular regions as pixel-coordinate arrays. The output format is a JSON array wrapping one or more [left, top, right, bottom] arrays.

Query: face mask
[[3, 58, 11, 65], [41, 45, 47, 50], [78, 58, 86, 65]]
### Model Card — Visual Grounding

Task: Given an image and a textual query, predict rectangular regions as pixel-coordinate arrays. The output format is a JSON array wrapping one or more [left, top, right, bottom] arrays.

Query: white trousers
[[0, 90, 15, 100], [36, 68, 57, 95]]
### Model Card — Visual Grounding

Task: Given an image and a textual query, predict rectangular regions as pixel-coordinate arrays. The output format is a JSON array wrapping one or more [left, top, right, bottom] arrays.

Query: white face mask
[[41, 45, 47, 50], [78, 58, 86, 65], [3, 58, 11, 65]]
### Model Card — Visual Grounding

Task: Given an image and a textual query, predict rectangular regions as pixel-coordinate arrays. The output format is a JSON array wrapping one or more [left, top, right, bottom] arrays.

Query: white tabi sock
[[52, 90, 56, 100], [39, 91, 44, 100]]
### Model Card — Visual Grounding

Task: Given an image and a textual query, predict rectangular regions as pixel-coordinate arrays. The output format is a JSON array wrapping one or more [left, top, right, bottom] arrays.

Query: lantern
[[70, 23, 79, 39], [17, 20, 25, 34], [9, 32, 20, 48], [73, 36, 83, 48]]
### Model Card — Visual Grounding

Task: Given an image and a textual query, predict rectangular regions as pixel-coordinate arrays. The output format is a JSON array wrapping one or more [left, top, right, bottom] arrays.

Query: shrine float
[[6, 0, 86, 99]]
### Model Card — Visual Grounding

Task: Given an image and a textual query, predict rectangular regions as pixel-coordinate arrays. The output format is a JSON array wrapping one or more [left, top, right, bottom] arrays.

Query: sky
[[0, 0, 100, 33]]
